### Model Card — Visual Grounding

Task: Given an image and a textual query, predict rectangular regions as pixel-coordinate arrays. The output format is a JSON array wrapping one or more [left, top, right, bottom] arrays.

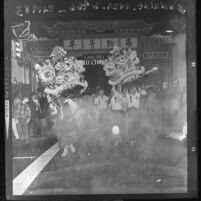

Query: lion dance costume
[[35, 46, 88, 156]]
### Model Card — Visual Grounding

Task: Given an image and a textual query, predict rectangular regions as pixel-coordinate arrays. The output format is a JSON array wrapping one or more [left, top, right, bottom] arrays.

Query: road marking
[[13, 143, 59, 195], [13, 156, 36, 159]]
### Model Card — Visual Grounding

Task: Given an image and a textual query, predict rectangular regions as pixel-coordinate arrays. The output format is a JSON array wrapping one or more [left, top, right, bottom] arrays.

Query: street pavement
[[13, 136, 187, 195], [12, 133, 57, 179]]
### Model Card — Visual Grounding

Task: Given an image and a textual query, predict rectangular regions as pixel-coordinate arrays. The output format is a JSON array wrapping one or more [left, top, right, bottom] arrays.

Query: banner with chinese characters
[[63, 38, 138, 50], [120, 38, 138, 48], [64, 40, 82, 50], [102, 38, 119, 49], [83, 39, 101, 49]]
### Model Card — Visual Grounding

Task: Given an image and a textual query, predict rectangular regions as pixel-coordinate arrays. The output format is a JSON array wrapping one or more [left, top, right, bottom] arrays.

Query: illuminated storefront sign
[[82, 54, 107, 65], [84, 60, 104, 65], [143, 52, 168, 59]]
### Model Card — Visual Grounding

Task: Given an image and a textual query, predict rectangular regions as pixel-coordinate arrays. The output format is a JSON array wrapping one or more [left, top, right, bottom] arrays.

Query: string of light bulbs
[[15, 1, 186, 17], [11, 21, 38, 40]]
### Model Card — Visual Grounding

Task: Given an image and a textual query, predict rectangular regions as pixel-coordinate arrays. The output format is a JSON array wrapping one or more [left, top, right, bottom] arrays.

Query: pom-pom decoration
[[34, 46, 88, 97], [103, 46, 145, 85]]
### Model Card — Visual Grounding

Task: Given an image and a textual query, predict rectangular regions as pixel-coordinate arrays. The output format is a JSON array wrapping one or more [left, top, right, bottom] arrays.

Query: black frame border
[[4, 0, 197, 200]]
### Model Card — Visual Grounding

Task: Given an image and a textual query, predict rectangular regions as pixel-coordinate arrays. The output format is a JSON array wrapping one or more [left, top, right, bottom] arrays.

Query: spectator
[[121, 87, 129, 112], [13, 95, 31, 144], [91, 89, 97, 103], [38, 92, 50, 136], [156, 85, 165, 100], [109, 87, 122, 111], [139, 85, 148, 108], [117, 84, 122, 94], [13, 92, 21, 106], [95, 86, 100, 98], [39, 93, 49, 113], [12, 94, 20, 140], [49, 102, 57, 128], [120, 87, 130, 140], [94, 88, 108, 111], [128, 86, 140, 109], [12, 118, 20, 140], [29, 92, 42, 137]]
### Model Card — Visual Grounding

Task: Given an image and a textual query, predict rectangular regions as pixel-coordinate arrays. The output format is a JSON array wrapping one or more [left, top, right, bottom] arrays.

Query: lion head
[[35, 46, 88, 97], [103, 46, 145, 86]]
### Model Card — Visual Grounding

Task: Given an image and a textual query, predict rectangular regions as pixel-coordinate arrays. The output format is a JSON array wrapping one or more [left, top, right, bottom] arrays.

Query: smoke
[[172, 33, 186, 82], [24, 87, 185, 194], [51, 87, 186, 167]]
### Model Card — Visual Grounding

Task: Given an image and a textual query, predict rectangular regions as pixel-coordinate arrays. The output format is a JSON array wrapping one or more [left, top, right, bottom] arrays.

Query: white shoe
[[61, 147, 68, 157], [69, 144, 76, 153]]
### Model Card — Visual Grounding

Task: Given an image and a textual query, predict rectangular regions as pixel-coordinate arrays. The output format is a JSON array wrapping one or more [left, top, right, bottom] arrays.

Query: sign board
[[102, 38, 119, 49], [143, 52, 168, 59], [83, 39, 101, 49], [120, 38, 137, 48], [82, 54, 107, 65], [62, 38, 139, 50], [64, 40, 82, 50]]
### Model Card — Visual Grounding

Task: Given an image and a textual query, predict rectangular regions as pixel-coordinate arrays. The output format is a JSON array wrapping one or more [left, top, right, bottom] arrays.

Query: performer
[[29, 92, 42, 137], [94, 88, 109, 122], [34, 46, 88, 157], [46, 94, 58, 129], [54, 98, 77, 157], [14, 96, 31, 144]]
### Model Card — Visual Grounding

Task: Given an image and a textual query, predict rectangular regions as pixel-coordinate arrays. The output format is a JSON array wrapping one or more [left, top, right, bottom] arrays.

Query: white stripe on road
[[13, 156, 36, 159], [13, 143, 59, 195]]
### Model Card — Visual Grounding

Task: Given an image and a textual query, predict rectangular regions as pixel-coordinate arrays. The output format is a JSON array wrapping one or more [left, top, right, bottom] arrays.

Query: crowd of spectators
[[12, 90, 53, 144]]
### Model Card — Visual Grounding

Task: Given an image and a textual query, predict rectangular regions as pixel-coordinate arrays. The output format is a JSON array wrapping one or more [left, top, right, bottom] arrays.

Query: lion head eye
[[55, 62, 64, 70], [64, 74, 71, 81], [44, 71, 54, 78], [65, 62, 70, 66], [107, 67, 115, 72]]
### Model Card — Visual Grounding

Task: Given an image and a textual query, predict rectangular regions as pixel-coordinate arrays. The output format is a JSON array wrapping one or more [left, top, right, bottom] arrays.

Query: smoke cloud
[[52, 86, 187, 166]]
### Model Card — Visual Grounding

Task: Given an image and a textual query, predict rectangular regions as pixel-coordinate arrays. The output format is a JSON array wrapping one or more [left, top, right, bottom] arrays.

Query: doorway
[[83, 64, 111, 95]]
